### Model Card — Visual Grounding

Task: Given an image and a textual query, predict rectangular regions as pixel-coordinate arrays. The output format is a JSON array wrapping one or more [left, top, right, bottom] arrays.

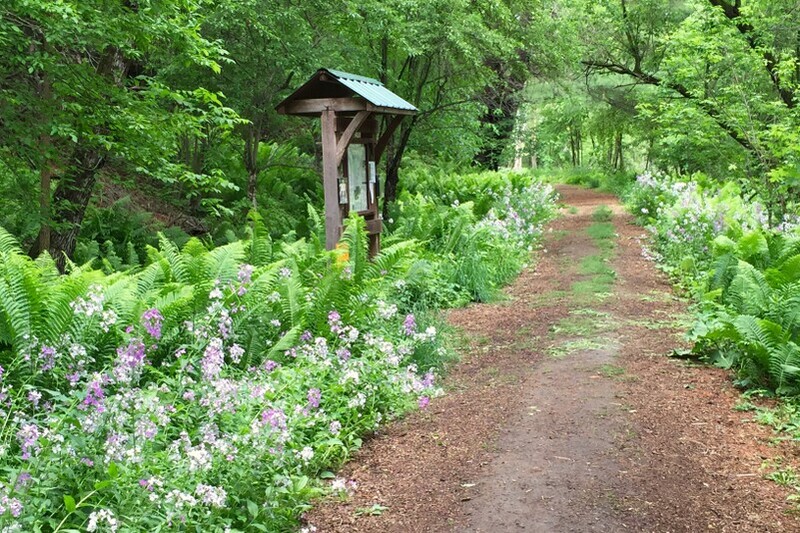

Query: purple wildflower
[[403, 314, 416, 336], [1, 494, 23, 517], [263, 360, 279, 372], [114, 338, 147, 383], [229, 343, 245, 364], [15, 472, 31, 490], [336, 348, 351, 361], [261, 408, 287, 430], [141, 308, 164, 340], [27, 390, 41, 407], [39, 345, 57, 372], [307, 388, 321, 409], [17, 423, 40, 460], [238, 264, 254, 285], [201, 338, 225, 380], [82, 377, 106, 412], [328, 310, 342, 333], [418, 396, 430, 409]]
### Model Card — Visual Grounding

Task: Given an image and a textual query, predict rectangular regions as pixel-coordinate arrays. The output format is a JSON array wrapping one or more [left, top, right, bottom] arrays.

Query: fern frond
[[280, 267, 306, 328], [247, 211, 273, 267], [770, 341, 800, 395], [366, 240, 419, 281], [725, 261, 771, 315], [208, 241, 245, 283], [160, 234, 190, 283], [0, 254, 35, 349], [736, 230, 770, 267], [0, 227, 20, 255], [709, 253, 737, 291], [263, 325, 302, 363]]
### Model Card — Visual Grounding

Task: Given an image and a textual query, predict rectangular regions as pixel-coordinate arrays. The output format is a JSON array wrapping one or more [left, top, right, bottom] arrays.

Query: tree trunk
[[244, 123, 260, 209], [32, 147, 105, 271], [382, 119, 415, 219], [35, 71, 54, 257]]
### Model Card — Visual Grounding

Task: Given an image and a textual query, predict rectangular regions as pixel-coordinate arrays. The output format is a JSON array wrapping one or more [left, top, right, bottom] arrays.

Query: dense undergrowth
[[0, 169, 556, 531], [624, 172, 800, 395]]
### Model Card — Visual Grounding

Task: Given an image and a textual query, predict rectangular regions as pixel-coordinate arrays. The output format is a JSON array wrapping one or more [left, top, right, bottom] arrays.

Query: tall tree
[[0, 0, 231, 269]]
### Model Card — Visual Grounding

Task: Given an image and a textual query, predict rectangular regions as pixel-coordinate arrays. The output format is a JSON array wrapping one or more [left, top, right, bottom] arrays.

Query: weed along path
[[305, 186, 800, 532]]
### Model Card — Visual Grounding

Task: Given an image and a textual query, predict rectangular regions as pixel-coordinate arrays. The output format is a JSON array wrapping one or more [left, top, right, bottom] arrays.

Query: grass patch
[[598, 364, 626, 377], [550, 309, 613, 337], [579, 254, 615, 277], [570, 208, 618, 300], [528, 289, 570, 307], [571, 275, 615, 300], [625, 317, 684, 331], [639, 290, 676, 303], [587, 221, 616, 242], [548, 338, 609, 358], [593, 205, 613, 222]]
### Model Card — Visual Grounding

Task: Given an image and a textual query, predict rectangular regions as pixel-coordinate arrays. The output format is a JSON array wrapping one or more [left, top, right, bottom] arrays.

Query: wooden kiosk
[[276, 69, 417, 255]]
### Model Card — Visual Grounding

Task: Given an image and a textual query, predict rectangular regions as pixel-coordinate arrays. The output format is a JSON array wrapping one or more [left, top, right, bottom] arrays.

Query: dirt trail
[[305, 186, 800, 532]]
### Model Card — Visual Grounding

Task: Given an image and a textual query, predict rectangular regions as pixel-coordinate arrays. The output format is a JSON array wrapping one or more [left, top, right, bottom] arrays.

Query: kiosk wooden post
[[276, 69, 417, 255]]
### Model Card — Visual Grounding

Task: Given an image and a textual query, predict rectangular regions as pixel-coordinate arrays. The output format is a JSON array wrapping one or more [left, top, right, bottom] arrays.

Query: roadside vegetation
[[0, 169, 555, 530]]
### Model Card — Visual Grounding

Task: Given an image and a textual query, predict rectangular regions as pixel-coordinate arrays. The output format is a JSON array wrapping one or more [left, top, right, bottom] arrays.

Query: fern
[[204, 241, 245, 283], [339, 215, 368, 285], [736, 230, 770, 268], [0, 227, 20, 254], [725, 261, 771, 315], [708, 252, 737, 291], [732, 315, 775, 377], [0, 254, 35, 350], [280, 268, 306, 328], [247, 211, 273, 266], [771, 342, 800, 395], [159, 234, 190, 283]]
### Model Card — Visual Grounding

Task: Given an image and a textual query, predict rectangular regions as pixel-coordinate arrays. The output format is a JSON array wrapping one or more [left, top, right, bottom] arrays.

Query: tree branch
[[707, 0, 795, 108], [583, 59, 757, 154]]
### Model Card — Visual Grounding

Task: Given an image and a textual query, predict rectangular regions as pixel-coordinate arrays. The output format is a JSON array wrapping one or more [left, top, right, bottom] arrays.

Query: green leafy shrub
[[0, 220, 444, 531], [691, 230, 800, 394], [625, 171, 800, 395], [388, 167, 557, 303]]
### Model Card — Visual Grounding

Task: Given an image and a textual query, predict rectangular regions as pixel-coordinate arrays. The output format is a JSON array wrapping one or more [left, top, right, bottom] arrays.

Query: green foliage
[[388, 165, 557, 304], [0, 217, 443, 530], [0, 167, 556, 530], [627, 172, 800, 395], [689, 230, 800, 394]]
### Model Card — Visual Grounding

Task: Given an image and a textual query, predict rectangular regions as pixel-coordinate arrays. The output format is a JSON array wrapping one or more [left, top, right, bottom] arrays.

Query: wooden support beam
[[374, 115, 405, 163], [279, 98, 367, 115], [277, 98, 417, 117], [335, 110, 371, 166], [320, 108, 341, 250]]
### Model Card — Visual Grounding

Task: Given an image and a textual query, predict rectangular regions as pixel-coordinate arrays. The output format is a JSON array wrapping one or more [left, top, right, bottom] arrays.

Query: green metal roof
[[322, 68, 418, 113]]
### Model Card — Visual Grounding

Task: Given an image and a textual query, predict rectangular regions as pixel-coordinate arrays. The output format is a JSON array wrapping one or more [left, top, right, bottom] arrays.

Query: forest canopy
[[1, 0, 799, 263]]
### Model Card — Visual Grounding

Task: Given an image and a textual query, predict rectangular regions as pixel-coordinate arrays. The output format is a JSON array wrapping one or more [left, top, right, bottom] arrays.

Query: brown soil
[[304, 185, 800, 532]]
